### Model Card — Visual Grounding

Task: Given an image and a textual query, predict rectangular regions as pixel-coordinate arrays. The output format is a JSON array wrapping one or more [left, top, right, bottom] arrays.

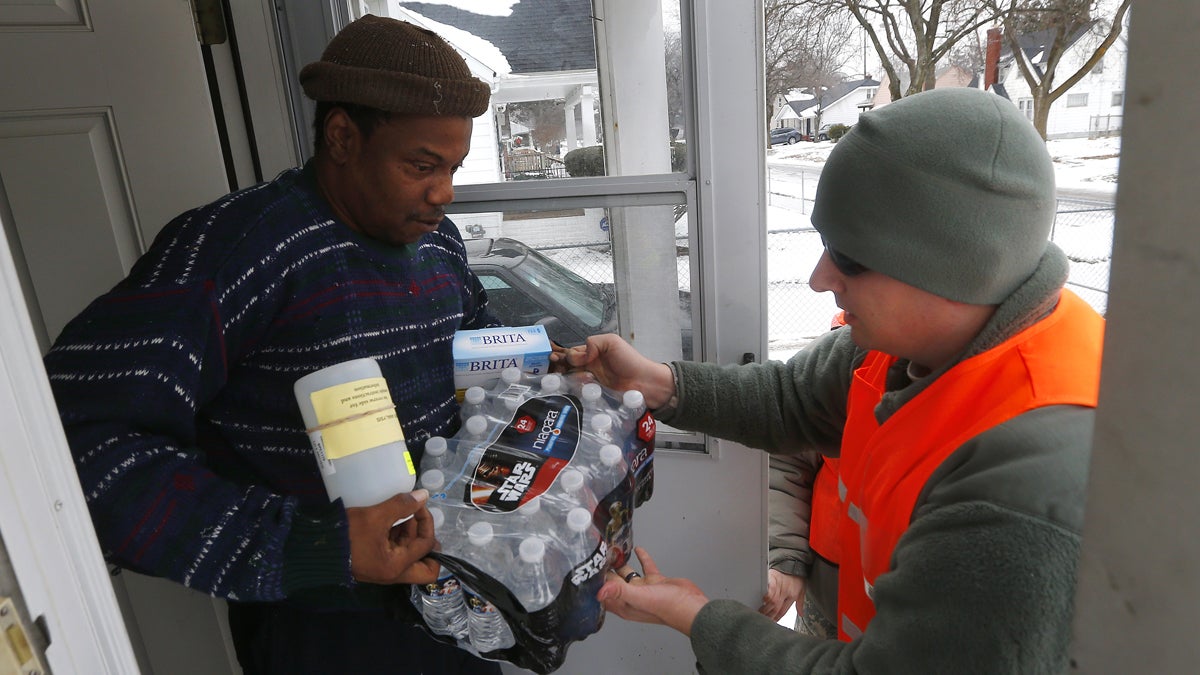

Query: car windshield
[[511, 249, 608, 330]]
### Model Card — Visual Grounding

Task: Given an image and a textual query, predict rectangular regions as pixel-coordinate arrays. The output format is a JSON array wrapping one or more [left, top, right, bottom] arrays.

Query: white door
[[0, 2, 238, 673]]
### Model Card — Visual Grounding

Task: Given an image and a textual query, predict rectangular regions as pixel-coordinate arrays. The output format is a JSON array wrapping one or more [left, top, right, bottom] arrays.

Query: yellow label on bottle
[[310, 377, 406, 460]]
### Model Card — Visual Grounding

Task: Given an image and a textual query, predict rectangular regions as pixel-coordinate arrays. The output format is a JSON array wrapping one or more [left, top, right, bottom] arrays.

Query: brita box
[[452, 325, 552, 394]]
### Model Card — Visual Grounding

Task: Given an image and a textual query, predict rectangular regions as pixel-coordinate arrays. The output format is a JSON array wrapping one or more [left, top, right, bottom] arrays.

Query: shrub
[[564, 143, 686, 176], [564, 145, 605, 177], [829, 124, 851, 142]]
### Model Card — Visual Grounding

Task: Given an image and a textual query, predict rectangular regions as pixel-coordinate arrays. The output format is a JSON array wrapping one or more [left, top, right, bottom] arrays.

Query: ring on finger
[[623, 570, 642, 582]]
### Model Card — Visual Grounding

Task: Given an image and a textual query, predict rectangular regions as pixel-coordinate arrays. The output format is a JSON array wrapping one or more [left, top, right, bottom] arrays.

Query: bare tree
[[810, 0, 1001, 101], [992, 0, 1132, 138], [765, 0, 857, 111]]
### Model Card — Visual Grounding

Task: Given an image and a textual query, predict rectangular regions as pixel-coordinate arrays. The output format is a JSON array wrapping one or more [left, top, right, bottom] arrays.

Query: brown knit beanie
[[299, 14, 490, 117]]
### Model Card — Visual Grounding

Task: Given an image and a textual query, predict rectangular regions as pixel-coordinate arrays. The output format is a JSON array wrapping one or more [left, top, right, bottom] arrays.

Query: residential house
[[871, 64, 975, 108], [770, 77, 879, 138], [393, 0, 603, 242], [987, 25, 1127, 139]]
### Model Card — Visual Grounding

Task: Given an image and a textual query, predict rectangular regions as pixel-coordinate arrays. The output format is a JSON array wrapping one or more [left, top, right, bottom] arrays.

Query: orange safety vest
[[832, 290, 1103, 641]]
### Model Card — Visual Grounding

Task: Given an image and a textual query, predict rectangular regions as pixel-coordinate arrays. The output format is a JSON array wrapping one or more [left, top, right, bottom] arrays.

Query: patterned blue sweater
[[44, 162, 496, 605]]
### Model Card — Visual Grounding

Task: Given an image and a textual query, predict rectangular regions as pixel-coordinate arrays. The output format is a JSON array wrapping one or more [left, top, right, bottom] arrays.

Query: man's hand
[[346, 489, 439, 585], [556, 334, 676, 409], [759, 568, 806, 621], [598, 547, 709, 636]]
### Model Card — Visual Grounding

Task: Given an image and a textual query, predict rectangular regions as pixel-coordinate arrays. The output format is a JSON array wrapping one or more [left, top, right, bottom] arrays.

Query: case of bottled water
[[409, 368, 656, 673]]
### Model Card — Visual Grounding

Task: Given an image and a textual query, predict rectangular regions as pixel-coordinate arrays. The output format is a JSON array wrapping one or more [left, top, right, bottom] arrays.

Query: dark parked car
[[769, 127, 809, 146], [465, 237, 692, 358]]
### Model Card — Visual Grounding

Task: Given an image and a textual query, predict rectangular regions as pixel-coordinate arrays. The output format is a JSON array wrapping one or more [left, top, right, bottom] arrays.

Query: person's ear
[[322, 107, 359, 164]]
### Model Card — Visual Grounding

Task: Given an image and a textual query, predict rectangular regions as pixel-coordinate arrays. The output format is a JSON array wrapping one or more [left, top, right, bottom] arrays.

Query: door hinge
[[190, 0, 228, 46], [0, 597, 47, 675]]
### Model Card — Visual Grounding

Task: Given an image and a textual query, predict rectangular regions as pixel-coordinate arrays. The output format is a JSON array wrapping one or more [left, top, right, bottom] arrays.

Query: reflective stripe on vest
[[832, 290, 1104, 641]]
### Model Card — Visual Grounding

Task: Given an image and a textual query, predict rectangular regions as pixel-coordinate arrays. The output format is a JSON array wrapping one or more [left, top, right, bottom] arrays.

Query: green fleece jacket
[[658, 244, 1095, 674]]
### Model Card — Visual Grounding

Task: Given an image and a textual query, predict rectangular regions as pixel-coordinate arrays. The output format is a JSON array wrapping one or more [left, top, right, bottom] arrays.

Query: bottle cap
[[600, 444, 623, 468], [561, 468, 585, 493], [465, 414, 488, 437], [566, 507, 592, 533], [425, 435, 447, 457], [591, 413, 613, 435], [581, 382, 602, 403], [501, 366, 522, 384], [465, 386, 486, 405], [503, 395, 521, 411], [467, 521, 494, 546], [420, 469, 446, 491], [622, 389, 645, 410], [517, 496, 543, 515], [540, 373, 563, 394], [429, 506, 445, 530], [518, 536, 546, 563]]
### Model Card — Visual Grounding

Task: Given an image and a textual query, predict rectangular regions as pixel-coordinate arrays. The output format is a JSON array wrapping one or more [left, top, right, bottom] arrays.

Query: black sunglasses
[[821, 237, 869, 276]]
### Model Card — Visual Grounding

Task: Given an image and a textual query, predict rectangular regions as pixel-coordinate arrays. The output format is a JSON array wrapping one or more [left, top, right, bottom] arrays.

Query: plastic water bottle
[[511, 495, 554, 541], [565, 507, 602, 568], [506, 536, 565, 612], [461, 386, 487, 421], [581, 382, 603, 408], [420, 469, 451, 502], [464, 414, 489, 441], [589, 413, 615, 445], [415, 507, 469, 639], [592, 443, 628, 500], [420, 435, 452, 473], [618, 389, 646, 434], [579, 382, 603, 428], [548, 467, 595, 518], [539, 373, 563, 396], [462, 522, 516, 652]]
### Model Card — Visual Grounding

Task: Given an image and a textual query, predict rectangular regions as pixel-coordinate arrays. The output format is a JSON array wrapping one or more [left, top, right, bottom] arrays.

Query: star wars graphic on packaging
[[467, 394, 581, 512]]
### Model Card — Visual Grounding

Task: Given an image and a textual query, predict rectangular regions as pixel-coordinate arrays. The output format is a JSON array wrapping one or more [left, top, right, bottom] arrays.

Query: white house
[[989, 25, 1128, 139], [770, 78, 879, 137]]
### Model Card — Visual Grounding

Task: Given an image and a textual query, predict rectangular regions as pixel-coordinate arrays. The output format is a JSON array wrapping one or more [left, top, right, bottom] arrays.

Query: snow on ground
[[763, 135, 1119, 360]]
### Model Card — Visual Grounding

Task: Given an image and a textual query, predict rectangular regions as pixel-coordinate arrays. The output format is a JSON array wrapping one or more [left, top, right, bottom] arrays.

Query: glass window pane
[[453, 202, 692, 362], [381, 1, 684, 182]]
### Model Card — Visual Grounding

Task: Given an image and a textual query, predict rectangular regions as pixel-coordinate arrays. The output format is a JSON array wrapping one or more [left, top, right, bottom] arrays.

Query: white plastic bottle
[[592, 443, 628, 500], [565, 507, 602, 568], [618, 389, 647, 434], [462, 522, 516, 652], [539, 373, 563, 396], [579, 382, 603, 429], [420, 469, 450, 501], [506, 536, 565, 612], [511, 495, 553, 541], [420, 435, 452, 473], [461, 385, 487, 421], [464, 414, 490, 441], [293, 358, 416, 508], [415, 507, 469, 639], [548, 467, 595, 518]]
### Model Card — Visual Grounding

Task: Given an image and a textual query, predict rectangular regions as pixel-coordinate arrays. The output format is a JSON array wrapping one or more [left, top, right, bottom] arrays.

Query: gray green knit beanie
[[810, 87, 1055, 304], [299, 15, 490, 117]]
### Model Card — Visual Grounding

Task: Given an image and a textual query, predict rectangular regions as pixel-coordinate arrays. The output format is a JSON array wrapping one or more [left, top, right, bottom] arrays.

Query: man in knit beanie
[[45, 14, 502, 674], [561, 87, 1105, 673]]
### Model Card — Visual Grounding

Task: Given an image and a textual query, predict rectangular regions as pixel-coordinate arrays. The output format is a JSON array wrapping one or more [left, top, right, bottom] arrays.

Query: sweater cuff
[[650, 362, 683, 423], [282, 500, 352, 596]]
